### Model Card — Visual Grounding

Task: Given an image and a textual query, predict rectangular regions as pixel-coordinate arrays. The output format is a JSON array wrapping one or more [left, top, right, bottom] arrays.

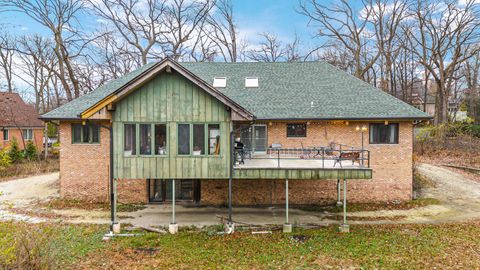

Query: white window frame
[[23, 129, 33, 141]]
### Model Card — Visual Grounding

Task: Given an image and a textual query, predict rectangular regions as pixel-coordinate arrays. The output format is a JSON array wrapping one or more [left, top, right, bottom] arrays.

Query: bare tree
[[406, 0, 480, 124], [247, 32, 286, 62], [87, 0, 167, 65], [464, 50, 480, 124], [162, 0, 214, 60], [207, 0, 238, 62], [299, 0, 380, 80], [0, 31, 16, 92], [17, 35, 56, 113]]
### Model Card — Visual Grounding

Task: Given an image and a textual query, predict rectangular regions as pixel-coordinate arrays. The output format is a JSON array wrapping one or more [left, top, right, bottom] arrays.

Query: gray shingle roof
[[41, 60, 430, 120]]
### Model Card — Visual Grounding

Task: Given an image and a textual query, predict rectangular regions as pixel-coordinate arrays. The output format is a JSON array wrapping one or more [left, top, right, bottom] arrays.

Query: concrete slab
[[121, 205, 334, 228]]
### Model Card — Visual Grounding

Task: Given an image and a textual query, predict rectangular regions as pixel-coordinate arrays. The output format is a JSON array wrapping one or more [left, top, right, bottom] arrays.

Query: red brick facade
[[1, 128, 44, 151], [58, 121, 413, 205]]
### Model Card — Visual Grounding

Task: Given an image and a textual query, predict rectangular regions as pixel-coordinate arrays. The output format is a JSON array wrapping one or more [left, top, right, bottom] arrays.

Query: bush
[[24, 141, 38, 161], [7, 138, 22, 163], [0, 149, 12, 168]]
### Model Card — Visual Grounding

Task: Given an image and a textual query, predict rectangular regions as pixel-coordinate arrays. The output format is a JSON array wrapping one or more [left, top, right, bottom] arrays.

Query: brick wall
[[59, 122, 110, 202], [59, 120, 414, 205], [202, 121, 414, 205], [1, 128, 44, 150]]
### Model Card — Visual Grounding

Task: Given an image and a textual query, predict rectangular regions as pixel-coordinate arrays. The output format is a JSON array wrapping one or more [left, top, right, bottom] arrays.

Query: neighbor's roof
[[41, 60, 430, 120], [0, 92, 43, 127]]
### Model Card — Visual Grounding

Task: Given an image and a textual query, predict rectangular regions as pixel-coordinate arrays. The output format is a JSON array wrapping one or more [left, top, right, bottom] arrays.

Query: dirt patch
[[40, 198, 146, 212]]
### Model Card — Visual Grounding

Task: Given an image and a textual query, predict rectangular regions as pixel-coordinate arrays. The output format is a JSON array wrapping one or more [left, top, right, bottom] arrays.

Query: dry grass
[[0, 159, 59, 182]]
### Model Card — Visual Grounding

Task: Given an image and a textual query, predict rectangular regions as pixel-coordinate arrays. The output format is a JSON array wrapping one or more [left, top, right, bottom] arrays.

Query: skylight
[[213, 77, 227, 88], [245, 77, 259, 88]]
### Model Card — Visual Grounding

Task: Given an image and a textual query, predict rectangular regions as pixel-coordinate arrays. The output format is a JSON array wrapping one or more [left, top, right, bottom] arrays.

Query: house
[[40, 58, 430, 214], [0, 92, 44, 150]]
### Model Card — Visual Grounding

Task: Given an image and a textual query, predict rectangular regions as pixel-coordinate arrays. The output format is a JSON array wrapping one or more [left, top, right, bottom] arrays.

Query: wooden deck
[[233, 158, 372, 180]]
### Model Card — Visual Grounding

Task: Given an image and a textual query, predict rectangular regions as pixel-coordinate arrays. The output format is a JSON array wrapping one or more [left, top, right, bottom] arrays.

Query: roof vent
[[245, 77, 259, 88], [213, 77, 227, 88]]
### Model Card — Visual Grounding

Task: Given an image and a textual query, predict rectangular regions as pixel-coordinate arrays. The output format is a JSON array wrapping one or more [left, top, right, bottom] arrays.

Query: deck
[[232, 148, 373, 180]]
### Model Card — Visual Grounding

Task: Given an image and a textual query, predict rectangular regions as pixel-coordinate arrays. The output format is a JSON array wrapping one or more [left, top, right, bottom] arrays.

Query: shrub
[[24, 141, 38, 161], [8, 138, 22, 163], [0, 149, 12, 168]]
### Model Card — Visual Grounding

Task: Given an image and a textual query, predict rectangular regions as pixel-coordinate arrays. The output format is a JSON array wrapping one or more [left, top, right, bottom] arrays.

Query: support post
[[44, 122, 48, 160], [336, 178, 342, 206], [339, 178, 350, 233], [169, 179, 178, 234], [226, 131, 235, 233], [283, 177, 292, 233]]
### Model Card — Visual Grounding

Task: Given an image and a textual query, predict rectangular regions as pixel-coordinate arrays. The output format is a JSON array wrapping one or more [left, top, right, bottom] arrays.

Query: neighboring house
[[0, 92, 44, 150], [40, 58, 430, 206]]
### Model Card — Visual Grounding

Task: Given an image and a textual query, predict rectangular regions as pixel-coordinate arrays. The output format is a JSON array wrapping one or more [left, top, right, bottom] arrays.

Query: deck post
[[226, 131, 235, 233], [339, 178, 350, 233], [336, 178, 342, 206], [169, 179, 178, 234], [283, 176, 292, 233]]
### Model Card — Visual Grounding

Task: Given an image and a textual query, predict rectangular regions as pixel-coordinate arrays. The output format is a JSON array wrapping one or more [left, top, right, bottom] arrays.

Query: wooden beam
[[81, 95, 118, 119]]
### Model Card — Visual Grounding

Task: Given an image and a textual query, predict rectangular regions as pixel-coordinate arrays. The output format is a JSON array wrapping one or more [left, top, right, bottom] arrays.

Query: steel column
[[172, 179, 176, 224], [228, 131, 234, 224], [343, 178, 347, 224], [285, 178, 289, 224], [337, 178, 342, 206]]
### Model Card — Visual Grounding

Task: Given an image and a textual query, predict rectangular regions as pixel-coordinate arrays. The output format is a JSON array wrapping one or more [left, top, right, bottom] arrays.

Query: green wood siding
[[113, 71, 231, 179], [232, 168, 372, 180]]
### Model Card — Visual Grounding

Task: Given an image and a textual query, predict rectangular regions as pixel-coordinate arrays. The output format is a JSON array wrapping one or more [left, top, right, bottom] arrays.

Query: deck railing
[[233, 144, 370, 169]]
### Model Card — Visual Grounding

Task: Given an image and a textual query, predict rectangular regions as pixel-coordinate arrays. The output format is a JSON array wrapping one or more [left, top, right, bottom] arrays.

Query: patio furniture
[[333, 152, 360, 168]]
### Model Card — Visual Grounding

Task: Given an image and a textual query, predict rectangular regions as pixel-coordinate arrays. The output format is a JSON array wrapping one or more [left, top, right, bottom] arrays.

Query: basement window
[[245, 77, 259, 88], [369, 123, 399, 144], [72, 123, 100, 144], [213, 77, 227, 88]]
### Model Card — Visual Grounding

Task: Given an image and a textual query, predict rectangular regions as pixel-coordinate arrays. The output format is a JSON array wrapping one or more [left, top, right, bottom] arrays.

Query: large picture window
[[178, 124, 190, 155], [208, 124, 220, 155], [72, 124, 100, 144], [155, 124, 167, 155], [286, 123, 306, 137], [139, 124, 152, 155], [369, 123, 399, 144], [193, 124, 205, 155], [124, 124, 136, 155]]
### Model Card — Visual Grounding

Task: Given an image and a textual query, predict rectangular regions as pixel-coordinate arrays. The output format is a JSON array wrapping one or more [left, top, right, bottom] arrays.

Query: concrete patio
[[120, 205, 336, 228]]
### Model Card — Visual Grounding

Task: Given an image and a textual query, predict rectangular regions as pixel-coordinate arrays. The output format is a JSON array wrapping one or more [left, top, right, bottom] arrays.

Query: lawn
[[1, 221, 479, 269]]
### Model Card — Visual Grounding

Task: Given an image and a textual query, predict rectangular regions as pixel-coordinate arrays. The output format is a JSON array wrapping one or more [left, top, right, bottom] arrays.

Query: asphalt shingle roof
[[41, 61, 430, 120]]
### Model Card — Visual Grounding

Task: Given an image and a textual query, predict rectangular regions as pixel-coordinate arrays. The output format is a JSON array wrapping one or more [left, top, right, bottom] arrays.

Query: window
[[193, 124, 205, 155], [22, 129, 33, 141], [369, 123, 399, 144], [213, 77, 227, 88], [2, 129, 8, 141], [208, 124, 220, 155], [124, 124, 136, 155], [140, 124, 152, 155], [245, 77, 259, 88], [178, 124, 190, 155], [286, 123, 306, 137], [155, 124, 167, 155], [72, 124, 100, 144]]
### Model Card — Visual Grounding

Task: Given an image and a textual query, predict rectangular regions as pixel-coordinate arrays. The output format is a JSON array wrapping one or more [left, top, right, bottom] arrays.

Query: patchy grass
[[41, 198, 146, 212], [0, 159, 59, 182], [83, 221, 480, 269], [299, 198, 440, 214], [1, 221, 479, 269], [0, 222, 108, 269]]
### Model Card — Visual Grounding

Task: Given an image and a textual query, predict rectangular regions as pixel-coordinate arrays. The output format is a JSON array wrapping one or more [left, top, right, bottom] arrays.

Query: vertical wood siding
[[113, 71, 231, 179]]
